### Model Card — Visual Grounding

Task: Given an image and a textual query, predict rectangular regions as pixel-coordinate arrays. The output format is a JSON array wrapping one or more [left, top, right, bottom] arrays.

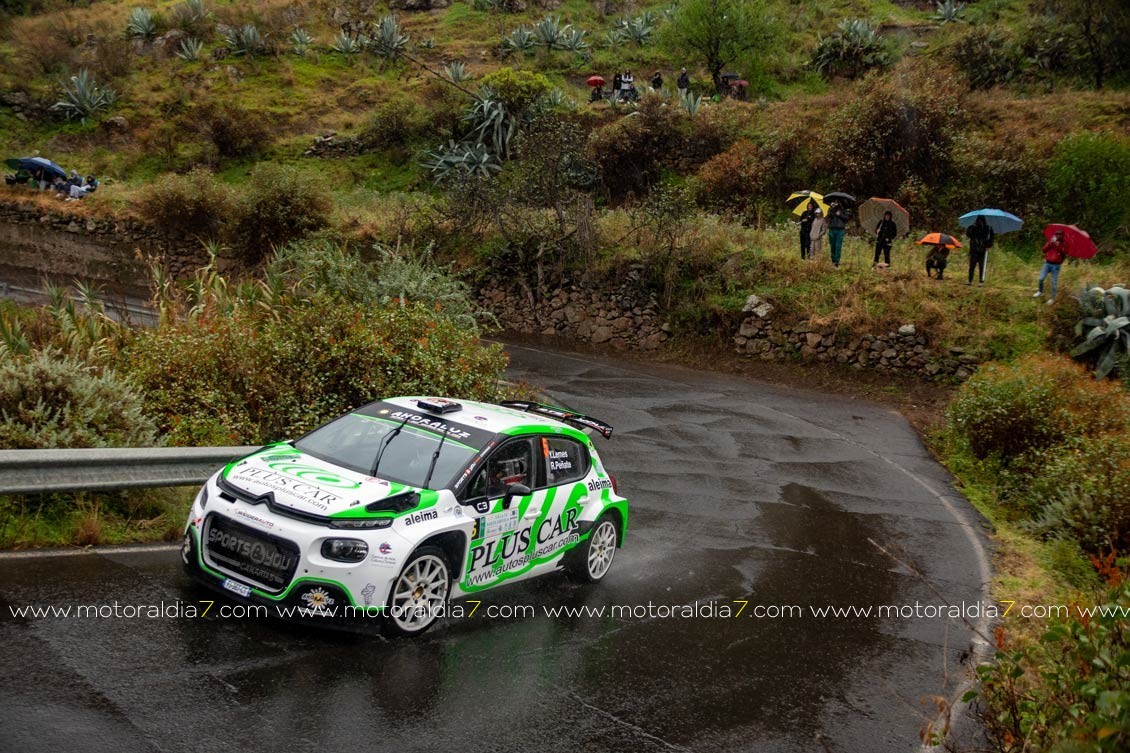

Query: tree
[[662, 0, 778, 90], [1046, 0, 1130, 89]]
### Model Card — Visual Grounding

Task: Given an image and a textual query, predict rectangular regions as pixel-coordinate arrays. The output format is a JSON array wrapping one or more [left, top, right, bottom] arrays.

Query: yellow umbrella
[[787, 190, 829, 216]]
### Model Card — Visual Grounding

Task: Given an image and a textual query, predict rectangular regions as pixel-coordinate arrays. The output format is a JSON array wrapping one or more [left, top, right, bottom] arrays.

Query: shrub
[[951, 28, 1019, 89], [479, 68, 552, 116], [0, 351, 159, 449], [1073, 285, 1130, 378], [811, 19, 892, 80], [586, 94, 690, 198], [947, 354, 1129, 462], [230, 164, 332, 264], [816, 67, 963, 199], [1046, 132, 1130, 246], [695, 139, 780, 221], [194, 100, 273, 160], [123, 303, 507, 445], [359, 94, 430, 150], [975, 580, 1130, 753], [133, 168, 235, 241]]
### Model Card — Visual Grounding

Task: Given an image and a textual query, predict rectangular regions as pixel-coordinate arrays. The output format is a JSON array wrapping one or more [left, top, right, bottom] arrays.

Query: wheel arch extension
[[418, 530, 468, 576]]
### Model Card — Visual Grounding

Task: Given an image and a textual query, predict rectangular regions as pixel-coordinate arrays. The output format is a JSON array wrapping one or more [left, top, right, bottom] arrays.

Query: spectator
[[872, 210, 897, 269], [798, 200, 816, 260], [965, 215, 994, 286], [826, 202, 848, 268], [809, 208, 826, 261], [612, 72, 622, 100], [677, 68, 690, 96], [621, 69, 636, 102], [925, 244, 950, 279], [590, 84, 604, 103], [1033, 229, 1067, 304], [651, 70, 663, 91]]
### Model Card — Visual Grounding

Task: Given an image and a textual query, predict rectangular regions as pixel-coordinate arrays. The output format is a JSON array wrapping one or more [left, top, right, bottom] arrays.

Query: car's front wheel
[[382, 546, 451, 638], [567, 513, 619, 583]]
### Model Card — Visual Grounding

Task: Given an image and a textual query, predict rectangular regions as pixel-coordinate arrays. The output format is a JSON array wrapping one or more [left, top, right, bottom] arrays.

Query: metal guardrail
[[0, 446, 257, 495]]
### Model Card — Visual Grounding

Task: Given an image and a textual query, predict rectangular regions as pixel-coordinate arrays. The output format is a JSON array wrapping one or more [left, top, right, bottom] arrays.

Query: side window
[[466, 439, 537, 501], [542, 436, 589, 486]]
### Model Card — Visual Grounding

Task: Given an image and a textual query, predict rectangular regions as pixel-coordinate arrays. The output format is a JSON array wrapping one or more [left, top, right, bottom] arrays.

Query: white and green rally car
[[182, 397, 627, 636]]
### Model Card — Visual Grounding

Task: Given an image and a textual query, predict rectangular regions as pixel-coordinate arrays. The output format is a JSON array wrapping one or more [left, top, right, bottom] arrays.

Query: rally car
[[181, 397, 628, 636]]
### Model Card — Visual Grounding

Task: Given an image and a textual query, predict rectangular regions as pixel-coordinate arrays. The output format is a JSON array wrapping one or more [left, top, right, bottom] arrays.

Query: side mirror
[[502, 483, 530, 509]]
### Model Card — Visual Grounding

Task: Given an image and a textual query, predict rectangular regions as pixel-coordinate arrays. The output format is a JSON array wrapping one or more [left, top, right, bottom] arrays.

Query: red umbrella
[[1044, 223, 1097, 259], [586, 75, 605, 87], [733, 80, 749, 87]]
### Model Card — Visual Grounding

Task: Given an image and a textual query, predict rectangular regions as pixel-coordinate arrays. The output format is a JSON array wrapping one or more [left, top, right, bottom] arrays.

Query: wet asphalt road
[[0, 343, 991, 753]]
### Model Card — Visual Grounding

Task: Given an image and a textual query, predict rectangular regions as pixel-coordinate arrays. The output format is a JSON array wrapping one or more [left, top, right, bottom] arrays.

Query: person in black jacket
[[798, 201, 817, 260], [872, 211, 897, 268], [677, 68, 690, 96], [965, 215, 994, 285]]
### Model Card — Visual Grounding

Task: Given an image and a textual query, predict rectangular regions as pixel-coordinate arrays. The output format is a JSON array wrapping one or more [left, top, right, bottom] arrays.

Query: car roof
[[384, 396, 587, 439]]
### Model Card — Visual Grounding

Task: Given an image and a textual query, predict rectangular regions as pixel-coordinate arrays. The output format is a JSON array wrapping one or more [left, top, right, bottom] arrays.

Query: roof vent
[[417, 398, 462, 415]]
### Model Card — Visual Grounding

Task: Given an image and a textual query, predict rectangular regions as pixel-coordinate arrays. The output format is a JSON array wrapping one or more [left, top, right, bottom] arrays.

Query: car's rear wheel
[[567, 513, 619, 583], [382, 546, 451, 638]]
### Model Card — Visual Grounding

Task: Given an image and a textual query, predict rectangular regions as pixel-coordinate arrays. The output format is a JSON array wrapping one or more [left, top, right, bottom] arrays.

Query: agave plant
[[371, 14, 409, 59], [502, 26, 535, 54], [52, 69, 117, 122], [126, 7, 157, 40], [226, 24, 266, 56], [1073, 285, 1130, 379], [679, 90, 703, 116], [417, 37, 436, 50], [617, 14, 655, 46], [422, 141, 501, 181], [465, 92, 518, 158], [811, 18, 891, 79], [561, 27, 588, 53], [545, 88, 575, 109], [173, 0, 211, 31], [176, 36, 204, 61], [290, 27, 314, 56], [443, 61, 472, 83], [932, 0, 966, 24], [332, 31, 363, 55], [533, 15, 566, 50]]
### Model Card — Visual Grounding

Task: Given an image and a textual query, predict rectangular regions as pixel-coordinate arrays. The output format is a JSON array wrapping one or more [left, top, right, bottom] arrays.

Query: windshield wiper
[[370, 415, 411, 478], [422, 429, 449, 490]]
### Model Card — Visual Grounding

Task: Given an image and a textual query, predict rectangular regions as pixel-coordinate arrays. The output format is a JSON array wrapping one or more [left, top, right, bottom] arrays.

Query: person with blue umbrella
[[958, 208, 1023, 285]]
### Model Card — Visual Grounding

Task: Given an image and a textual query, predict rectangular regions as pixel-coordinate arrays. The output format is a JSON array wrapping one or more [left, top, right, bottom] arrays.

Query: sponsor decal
[[361, 583, 376, 606], [301, 587, 335, 611], [473, 415, 488, 421], [472, 508, 519, 540], [227, 466, 348, 512], [234, 509, 276, 530], [548, 448, 573, 473], [379, 542, 392, 554], [206, 527, 296, 572], [403, 509, 438, 526], [473, 499, 490, 514], [222, 579, 252, 598], [467, 508, 580, 578], [388, 411, 472, 441], [371, 541, 397, 568], [587, 477, 613, 492], [264, 461, 361, 490]]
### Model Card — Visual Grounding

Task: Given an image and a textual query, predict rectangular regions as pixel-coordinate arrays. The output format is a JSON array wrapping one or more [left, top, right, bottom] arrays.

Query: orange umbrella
[[916, 232, 962, 249]]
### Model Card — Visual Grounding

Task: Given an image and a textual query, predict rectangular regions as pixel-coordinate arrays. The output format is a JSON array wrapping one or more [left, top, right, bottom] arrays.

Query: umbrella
[[916, 232, 962, 249], [586, 75, 605, 87], [823, 191, 856, 207], [786, 190, 828, 216], [859, 197, 909, 238], [959, 208, 1023, 234], [721, 73, 740, 80], [733, 80, 749, 87], [5, 156, 67, 180], [1044, 223, 1098, 259]]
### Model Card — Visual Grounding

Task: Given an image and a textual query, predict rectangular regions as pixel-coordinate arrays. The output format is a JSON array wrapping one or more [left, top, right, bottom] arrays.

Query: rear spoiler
[[498, 401, 614, 439]]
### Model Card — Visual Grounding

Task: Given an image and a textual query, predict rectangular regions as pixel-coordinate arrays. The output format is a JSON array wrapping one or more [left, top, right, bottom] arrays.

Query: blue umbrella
[[5, 156, 68, 181], [959, 208, 1023, 234]]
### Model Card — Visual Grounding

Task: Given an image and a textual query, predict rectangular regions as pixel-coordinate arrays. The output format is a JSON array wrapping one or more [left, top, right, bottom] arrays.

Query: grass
[[0, 488, 192, 549]]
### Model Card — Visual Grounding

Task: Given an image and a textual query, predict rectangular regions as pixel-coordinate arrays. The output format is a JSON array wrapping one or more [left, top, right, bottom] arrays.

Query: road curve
[[0, 343, 991, 753]]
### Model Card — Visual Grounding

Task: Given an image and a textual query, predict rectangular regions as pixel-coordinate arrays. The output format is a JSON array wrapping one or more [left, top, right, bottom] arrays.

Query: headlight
[[321, 539, 369, 563]]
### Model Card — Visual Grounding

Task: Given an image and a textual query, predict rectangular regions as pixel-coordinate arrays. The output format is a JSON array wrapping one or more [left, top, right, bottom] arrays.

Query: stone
[[956, 367, 972, 379], [752, 302, 773, 319], [591, 326, 613, 344], [805, 332, 822, 348], [738, 319, 760, 337], [103, 116, 130, 133], [958, 354, 980, 364], [882, 348, 897, 359], [898, 324, 916, 336]]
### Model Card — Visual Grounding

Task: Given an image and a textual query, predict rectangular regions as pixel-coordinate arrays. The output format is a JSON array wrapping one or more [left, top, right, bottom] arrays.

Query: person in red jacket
[[1033, 230, 1068, 304]]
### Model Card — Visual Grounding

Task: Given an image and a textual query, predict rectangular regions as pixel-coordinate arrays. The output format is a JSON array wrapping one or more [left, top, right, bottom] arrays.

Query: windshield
[[295, 413, 479, 490]]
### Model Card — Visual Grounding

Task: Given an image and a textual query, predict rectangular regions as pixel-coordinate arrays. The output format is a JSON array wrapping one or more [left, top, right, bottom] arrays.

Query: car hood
[[221, 445, 417, 518]]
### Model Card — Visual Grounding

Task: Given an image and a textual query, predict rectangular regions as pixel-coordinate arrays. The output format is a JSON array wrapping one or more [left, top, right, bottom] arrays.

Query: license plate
[[222, 578, 252, 598]]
